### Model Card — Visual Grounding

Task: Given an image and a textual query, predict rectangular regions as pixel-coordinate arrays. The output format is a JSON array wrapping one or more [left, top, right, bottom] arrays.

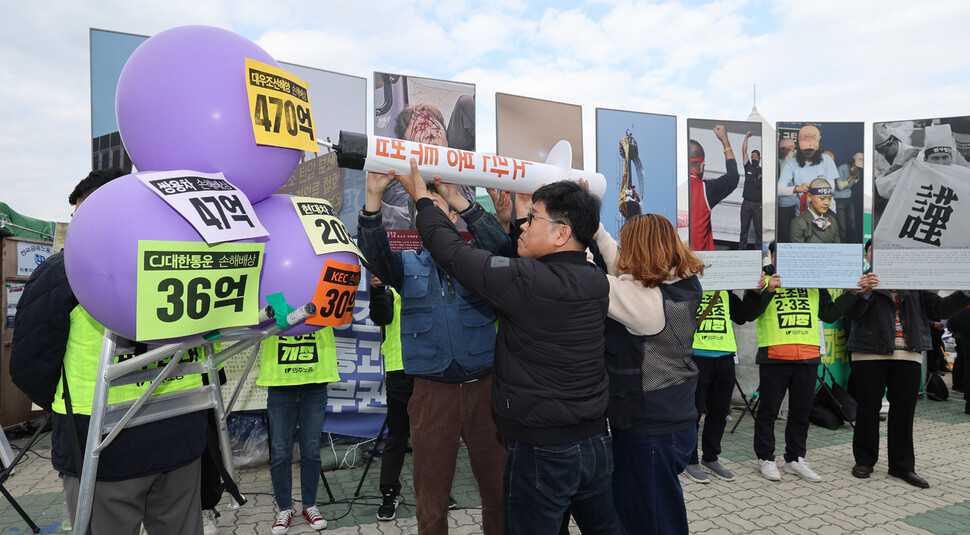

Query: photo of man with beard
[[777, 125, 840, 243]]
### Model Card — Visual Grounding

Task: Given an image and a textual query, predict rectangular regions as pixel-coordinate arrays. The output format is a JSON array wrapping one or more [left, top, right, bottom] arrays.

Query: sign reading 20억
[[291, 196, 363, 258], [246, 58, 319, 153], [136, 241, 264, 340]]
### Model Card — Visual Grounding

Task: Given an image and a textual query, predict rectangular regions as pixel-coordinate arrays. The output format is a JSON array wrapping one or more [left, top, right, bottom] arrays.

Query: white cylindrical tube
[[336, 131, 606, 198]]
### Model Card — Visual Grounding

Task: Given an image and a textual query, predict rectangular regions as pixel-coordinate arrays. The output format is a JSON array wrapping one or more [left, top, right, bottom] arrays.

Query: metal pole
[[72, 330, 118, 534]]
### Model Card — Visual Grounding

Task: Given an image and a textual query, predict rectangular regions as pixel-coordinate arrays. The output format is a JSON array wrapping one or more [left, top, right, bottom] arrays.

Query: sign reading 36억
[[136, 241, 264, 341], [138, 170, 269, 244], [290, 196, 363, 258], [246, 58, 319, 153]]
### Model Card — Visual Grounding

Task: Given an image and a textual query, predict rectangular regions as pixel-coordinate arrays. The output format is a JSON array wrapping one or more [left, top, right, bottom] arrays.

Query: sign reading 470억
[[246, 58, 319, 153], [137, 241, 264, 341]]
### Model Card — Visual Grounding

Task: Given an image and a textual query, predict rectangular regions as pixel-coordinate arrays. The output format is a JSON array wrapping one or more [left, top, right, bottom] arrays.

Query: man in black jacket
[[11, 170, 206, 535], [390, 159, 623, 534]]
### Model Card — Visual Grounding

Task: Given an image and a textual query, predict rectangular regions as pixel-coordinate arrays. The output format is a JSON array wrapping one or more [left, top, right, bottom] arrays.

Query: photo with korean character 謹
[[872, 115, 970, 289], [373, 71, 476, 233]]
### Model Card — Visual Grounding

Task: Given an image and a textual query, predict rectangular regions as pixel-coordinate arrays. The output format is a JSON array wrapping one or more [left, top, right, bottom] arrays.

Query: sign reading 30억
[[246, 58, 319, 153], [138, 170, 269, 244], [306, 258, 361, 327], [137, 241, 264, 340], [290, 196, 363, 258]]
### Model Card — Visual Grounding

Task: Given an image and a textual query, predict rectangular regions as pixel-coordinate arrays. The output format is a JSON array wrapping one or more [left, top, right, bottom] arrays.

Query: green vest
[[756, 286, 821, 347], [381, 289, 404, 373], [257, 329, 340, 387], [693, 291, 737, 352], [53, 305, 209, 415]]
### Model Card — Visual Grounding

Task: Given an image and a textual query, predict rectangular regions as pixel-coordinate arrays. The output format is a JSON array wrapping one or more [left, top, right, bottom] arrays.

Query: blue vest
[[398, 248, 496, 375]]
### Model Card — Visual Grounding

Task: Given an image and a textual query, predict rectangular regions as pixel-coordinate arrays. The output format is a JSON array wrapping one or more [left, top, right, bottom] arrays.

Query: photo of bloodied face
[[401, 104, 448, 147], [373, 72, 476, 233]]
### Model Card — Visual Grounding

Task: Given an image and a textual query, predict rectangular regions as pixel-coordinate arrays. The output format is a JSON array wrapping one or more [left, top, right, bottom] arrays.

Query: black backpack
[[925, 373, 949, 402]]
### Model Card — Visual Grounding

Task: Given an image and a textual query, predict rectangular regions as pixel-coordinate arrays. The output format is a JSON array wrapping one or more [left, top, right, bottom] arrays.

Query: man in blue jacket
[[357, 170, 511, 535]]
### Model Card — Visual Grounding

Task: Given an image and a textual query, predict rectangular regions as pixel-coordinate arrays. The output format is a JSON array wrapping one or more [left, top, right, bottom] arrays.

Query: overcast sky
[[4, 0, 970, 223]]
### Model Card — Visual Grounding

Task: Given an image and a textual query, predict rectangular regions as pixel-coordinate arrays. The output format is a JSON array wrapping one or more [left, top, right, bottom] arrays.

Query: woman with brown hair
[[592, 214, 705, 535]]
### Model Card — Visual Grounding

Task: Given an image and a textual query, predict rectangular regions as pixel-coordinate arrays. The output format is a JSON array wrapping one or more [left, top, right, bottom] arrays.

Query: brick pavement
[[2, 376, 969, 534]]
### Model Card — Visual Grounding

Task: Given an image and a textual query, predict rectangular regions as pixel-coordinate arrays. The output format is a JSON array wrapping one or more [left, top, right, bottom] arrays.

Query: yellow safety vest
[[756, 286, 821, 347], [381, 289, 404, 373], [693, 290, 738, 352], [257, 330, 340, 387], [53, 305, 210, 415]]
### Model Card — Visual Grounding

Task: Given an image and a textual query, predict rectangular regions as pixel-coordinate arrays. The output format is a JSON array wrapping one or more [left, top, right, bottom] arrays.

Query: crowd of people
[[10, 161, 970, 535]]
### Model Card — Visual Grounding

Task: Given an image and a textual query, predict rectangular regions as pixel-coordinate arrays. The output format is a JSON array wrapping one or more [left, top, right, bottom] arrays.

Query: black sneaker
[[377, 494, 399, 521], [449, 496, 459, 510]]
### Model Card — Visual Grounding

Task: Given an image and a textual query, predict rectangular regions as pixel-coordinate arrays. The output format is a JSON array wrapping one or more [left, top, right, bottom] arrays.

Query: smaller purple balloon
[[253, 195, 361, 336]]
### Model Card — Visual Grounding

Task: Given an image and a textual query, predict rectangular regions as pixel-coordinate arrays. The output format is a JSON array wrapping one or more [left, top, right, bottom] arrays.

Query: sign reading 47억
[[136, 241, 264, 341], [290, 196, 363, 258], [246, 58, 319, 153], [138, 171, 269, 244]]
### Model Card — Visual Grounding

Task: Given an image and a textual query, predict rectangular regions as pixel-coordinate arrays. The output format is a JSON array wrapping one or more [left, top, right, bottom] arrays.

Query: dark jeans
[[504, 433, 622, 535], [692, 354, 736, 464], [267, 384, 328, 510], [754, 363, 815, 462], [852, 360, 920, 472], [379, 376, 412, 497], [409, 377, 505, 535], [739, 199, 762, 250], [613, 427, 694, 535]]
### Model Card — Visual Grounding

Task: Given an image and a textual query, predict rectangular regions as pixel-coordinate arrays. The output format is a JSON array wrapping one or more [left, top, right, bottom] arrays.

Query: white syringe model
[[328, 131, 607, 199]]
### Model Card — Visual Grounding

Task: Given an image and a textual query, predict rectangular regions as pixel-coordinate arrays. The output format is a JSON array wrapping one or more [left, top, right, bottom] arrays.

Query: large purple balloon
[[253, 195, 361, 335], [116, 26, 300, 203], [65, 174, 213, 343]]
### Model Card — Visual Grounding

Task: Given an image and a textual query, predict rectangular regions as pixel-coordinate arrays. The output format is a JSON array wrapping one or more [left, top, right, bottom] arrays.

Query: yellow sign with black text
[[245, 58, 319, 152], [136, 240, 264, 340], [290, 196, 363, 258]]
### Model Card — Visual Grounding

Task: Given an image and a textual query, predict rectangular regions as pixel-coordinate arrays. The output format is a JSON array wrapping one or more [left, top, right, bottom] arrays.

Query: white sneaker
[[202, 509, 219, 535], [759, 459, 781, 481], [783, 457, 822, 482]]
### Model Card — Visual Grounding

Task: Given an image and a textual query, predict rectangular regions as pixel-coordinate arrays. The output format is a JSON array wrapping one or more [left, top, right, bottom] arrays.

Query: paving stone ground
[[2, 374, 969, 534]]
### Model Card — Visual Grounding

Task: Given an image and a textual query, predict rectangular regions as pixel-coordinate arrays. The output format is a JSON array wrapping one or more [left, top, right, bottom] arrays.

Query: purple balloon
[[253, 195, 361, 336], [65, 173, 216, 343], [116, 26, 300, 203]]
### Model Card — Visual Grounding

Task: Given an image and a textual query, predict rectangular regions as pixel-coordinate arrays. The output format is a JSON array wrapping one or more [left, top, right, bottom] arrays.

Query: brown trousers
[[409, 375, 506, 535]]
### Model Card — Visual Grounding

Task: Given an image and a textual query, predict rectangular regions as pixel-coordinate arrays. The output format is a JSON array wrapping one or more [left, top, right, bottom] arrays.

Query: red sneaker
[[271, 509, 293, 534], [302, 505, 328, 530]]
